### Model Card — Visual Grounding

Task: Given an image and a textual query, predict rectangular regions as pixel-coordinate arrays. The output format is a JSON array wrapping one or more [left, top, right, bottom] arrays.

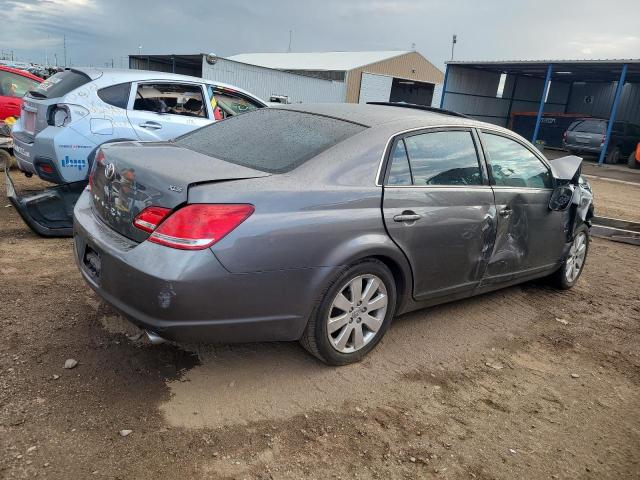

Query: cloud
[[0, 0, 638, 69]]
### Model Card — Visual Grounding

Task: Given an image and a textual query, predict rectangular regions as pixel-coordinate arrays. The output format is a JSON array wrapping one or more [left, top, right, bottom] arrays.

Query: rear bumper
[[73, 190, 338, 344], [12, 123, 95, 184], [5, 168, 84, 237], [563, 142, 602, 155]]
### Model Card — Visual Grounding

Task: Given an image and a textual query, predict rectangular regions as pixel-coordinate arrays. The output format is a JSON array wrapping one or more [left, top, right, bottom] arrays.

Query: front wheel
[[549, 225, 589, 289], [628, 151, 640, 169], [301, 259, 396, 365]]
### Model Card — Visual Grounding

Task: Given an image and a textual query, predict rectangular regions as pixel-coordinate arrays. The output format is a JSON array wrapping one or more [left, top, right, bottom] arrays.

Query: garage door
[[359, 73, 393, 104]]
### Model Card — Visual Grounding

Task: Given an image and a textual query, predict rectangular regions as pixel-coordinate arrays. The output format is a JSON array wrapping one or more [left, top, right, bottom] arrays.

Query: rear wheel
[[628, 151, 640, 169], [605, 146, 621, 164], [301, 259, 396, 365], [549, 225, 589, 289]]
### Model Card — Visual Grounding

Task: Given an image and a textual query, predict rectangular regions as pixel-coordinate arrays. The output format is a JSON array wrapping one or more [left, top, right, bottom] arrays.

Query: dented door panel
[[485, 187, 567, 280], [383, 186, 497, 301]]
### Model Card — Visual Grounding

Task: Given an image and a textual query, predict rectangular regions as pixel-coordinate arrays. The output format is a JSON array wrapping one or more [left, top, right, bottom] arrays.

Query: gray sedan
[[73, 104, 592, 365]]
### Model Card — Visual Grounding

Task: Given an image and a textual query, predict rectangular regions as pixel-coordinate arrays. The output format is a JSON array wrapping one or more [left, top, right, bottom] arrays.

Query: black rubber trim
[[5, 168, 84, 237]]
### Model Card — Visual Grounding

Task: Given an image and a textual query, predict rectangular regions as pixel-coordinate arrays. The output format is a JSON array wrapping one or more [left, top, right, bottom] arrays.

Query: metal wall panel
[[442, 66, 572, 127], [567, 82, 640, 122], [431, 83, 443, 107], [358, 73, 393, 103], [443, 66, 510, 126], [202, 58, 346, 103]]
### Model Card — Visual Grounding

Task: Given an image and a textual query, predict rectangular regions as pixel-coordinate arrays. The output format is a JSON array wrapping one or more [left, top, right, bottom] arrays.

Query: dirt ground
[[586, 176, 640, 223], [1, 170, 639, 479]]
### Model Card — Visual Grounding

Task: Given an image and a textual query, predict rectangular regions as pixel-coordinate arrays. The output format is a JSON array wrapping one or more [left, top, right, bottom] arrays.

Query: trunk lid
[[89, 141, 270, 242]]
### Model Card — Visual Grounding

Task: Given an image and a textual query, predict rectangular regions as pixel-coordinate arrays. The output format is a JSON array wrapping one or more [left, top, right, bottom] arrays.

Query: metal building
[[130, 51, 444, 106], [129, 53, 345, 103], [228, 51, 444, 105], [440, 59, 640, 164]]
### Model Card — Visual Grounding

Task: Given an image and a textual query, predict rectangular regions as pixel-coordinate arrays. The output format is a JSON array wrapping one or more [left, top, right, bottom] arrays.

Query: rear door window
[[386, 140, 412, 185], [176, 108, 366, 173], [32, 70, 91, 99], [482, 132, 553, 189], [207, 85, 262, 120], [97, 82, 131, 109], [401, 130, 483, 186], [134, 83, 206, 118]]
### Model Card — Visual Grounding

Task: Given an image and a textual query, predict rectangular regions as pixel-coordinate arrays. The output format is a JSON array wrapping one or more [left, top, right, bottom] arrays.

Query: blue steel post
[[439, 64, 450, 108], [531, 64, 553, 145], [598, 63, 628, 165]]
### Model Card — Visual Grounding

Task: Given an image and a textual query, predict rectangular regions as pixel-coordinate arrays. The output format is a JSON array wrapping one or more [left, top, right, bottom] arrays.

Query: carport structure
[[440, 60, 640, 164]]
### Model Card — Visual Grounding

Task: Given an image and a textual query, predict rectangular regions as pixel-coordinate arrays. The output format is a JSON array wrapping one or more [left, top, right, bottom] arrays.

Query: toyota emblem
[[104, 162, 116, 180]]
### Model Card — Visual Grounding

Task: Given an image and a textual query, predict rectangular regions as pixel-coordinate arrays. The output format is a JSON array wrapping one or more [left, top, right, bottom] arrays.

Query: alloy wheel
[[565, 232, 587, 283], [327, 274, 388, 353]]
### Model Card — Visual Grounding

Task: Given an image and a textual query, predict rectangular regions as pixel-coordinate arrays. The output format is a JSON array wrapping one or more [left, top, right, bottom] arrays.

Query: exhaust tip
[[145, 330, 167, 345]]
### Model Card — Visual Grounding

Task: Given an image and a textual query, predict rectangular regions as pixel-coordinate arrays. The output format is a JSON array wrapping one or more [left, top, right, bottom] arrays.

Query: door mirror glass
[[549, 184, 574, 211]]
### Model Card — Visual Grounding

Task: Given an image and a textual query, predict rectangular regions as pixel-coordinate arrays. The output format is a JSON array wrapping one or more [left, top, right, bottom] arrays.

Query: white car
[[11, 68, 266, 185]]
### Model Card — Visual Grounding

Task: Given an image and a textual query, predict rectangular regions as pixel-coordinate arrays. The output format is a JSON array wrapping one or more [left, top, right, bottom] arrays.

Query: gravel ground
[[1, 170, 639, 479]]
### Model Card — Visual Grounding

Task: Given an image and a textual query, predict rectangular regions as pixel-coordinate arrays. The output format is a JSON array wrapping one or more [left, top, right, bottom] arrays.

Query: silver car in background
[[73, 104, 593, 365], [8, 68, 265, 236]]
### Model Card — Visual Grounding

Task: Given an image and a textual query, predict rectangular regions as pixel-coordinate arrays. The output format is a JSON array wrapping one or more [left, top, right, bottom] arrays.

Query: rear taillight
[[133, 206, 172, 233], [562, 131, 567, 142], [89, 149, 105, 191], [142, 204, 254, 250]]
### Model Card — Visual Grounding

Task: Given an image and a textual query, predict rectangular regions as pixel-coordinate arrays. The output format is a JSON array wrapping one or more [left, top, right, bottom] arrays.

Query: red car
[[0, 65, 43, 120]]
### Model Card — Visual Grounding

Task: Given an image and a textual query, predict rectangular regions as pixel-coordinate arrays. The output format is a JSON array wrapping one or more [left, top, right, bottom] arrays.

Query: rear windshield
[[175, 109, 367, 173], [569, 120, 606, 134], [30, 70, 91, 99]]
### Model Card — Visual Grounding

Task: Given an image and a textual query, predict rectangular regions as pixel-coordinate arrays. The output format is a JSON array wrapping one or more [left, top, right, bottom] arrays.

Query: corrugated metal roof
[[227, 51, 412, 72], [448, 59, 640, 65]]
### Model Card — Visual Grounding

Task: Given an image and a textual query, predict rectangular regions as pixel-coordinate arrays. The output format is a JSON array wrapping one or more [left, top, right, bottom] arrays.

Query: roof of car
[[72, 67, 265, 102], [0, 65, 44, 82], [275, 103, 500, 131]]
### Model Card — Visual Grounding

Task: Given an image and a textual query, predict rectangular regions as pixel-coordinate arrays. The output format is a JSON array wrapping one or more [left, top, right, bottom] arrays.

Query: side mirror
[[549, 184, 575, 211]]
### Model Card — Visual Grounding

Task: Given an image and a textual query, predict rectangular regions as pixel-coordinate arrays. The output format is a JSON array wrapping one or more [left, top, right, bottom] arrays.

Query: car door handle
[[139, 121, 162, 130], [499, 207, 512, 218], [393, 212, 422, 223]]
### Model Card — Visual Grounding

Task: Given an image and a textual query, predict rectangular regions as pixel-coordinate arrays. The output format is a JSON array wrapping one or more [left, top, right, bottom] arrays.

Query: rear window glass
[[175, 109, 366, 173], [98, 82, 131, 109], [31, 70, 91, 99], [570, 120, 606, 134]]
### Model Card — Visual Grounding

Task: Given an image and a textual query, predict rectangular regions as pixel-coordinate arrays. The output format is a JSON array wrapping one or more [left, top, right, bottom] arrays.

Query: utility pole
[[451, 34, 457, 61], [63, 35, 67, 67], [287, 30, 293, 52]]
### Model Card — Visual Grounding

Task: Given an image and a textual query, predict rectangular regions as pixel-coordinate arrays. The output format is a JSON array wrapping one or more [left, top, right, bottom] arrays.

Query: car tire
[[549, 224, 589, 290], [300, 259, 397, 366], [605, 147, 620, 164], [628, 151, 640, 169]]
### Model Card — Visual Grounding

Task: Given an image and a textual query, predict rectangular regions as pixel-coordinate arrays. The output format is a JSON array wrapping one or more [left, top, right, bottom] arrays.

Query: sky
[[1, 0, 639, 71]]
